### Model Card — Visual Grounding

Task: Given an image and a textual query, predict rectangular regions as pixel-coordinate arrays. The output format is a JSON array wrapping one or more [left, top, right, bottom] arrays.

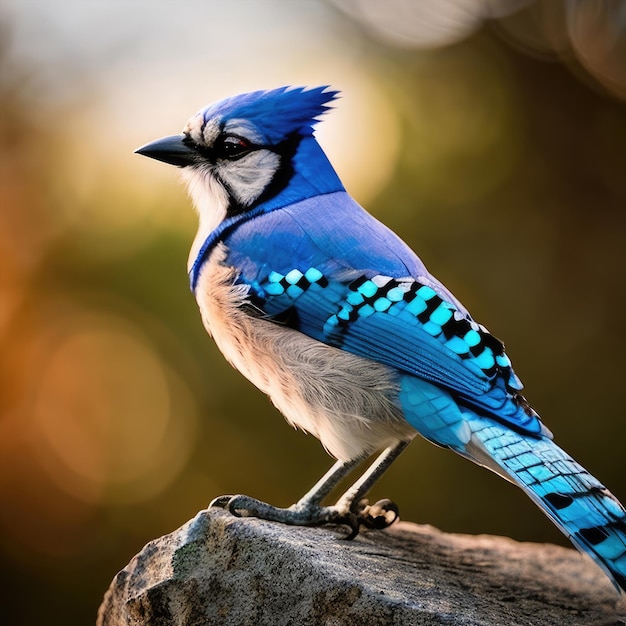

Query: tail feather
[[399, 375, 626, 591], [467, 418, 626, 593]]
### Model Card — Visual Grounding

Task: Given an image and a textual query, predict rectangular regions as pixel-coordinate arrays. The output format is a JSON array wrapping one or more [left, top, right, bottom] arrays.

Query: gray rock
[[98, 508, 626, 625]]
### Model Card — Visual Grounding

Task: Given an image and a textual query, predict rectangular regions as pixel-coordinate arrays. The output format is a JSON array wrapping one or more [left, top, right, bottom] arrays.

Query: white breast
[[193, 244, 415, 462], [181, 167, 229, 272]]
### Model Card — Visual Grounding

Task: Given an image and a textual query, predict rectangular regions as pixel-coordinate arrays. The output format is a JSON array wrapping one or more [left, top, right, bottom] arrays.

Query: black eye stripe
[[183, 130, 299, 165], [187, 133, 270, 162]]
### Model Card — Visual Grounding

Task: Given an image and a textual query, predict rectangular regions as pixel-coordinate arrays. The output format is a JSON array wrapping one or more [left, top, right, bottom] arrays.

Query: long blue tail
[[467, 417, 626, 592], [400, 375, 626, 592]]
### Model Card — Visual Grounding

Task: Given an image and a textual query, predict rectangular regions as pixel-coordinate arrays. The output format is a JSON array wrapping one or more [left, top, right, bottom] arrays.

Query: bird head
[[136, 86, 343, 231]]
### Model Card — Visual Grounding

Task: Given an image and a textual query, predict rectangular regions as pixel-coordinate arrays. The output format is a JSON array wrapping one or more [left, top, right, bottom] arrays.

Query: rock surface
[[98, 508, 626, 625]]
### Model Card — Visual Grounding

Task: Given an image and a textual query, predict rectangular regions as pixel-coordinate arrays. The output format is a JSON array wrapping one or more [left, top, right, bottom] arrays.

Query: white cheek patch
[[183, 114, 280, 209], [216, 149, 281, 207]]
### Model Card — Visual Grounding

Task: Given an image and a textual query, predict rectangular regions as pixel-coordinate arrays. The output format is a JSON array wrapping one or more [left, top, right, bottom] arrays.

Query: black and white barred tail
[[467, 417, 626, 592]]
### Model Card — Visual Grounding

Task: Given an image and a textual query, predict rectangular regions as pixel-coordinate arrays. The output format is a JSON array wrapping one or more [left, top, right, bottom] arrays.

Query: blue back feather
[[221, 192, 541, 436]]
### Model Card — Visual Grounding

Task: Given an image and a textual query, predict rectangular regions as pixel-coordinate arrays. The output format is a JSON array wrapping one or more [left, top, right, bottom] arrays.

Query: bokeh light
[[30, 311, 197, 504], [329, 0, 533, 49]]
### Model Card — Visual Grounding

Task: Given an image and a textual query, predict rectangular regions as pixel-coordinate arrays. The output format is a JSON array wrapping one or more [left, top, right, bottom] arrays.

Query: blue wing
[[220, 191, 542, 436]]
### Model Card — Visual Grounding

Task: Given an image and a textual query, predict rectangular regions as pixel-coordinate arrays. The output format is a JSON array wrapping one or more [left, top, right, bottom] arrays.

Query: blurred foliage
[[1, 1, 626, 624]]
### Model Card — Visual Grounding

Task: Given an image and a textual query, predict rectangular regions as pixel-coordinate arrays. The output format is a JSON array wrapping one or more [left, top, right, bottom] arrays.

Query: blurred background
[[2, 0, 626, 622]]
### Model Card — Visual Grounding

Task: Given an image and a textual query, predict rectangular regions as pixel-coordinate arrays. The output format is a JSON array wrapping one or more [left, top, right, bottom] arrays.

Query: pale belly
[[193, 245, 415, 461]]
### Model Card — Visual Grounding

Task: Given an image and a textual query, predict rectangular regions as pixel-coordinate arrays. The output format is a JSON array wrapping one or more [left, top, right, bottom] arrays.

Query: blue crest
[[198, 86, 339, 143]]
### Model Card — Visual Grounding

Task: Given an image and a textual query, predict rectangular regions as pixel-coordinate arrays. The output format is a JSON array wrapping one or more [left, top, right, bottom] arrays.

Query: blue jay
[[137, 86, 626, 592]]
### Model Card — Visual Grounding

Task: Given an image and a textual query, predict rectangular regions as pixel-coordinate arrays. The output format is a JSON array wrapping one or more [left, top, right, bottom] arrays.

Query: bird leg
[[209, 440, 410, 539]]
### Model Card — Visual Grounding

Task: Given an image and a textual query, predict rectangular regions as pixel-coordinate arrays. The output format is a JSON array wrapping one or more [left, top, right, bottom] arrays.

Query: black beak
[[135, 134, 199, 167]]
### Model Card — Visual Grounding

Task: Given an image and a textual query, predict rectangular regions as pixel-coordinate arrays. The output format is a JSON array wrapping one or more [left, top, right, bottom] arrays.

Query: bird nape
[[136, 85, 626, 594]]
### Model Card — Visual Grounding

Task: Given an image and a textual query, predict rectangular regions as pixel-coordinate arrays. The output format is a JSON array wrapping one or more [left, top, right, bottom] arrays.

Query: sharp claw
[[207, 493, 399, 537], [223, 495, 260, 518], [341, 514, 361, 540], [209, 494, 255, 517], [209, 495, 235, 509], [360, 498, 400, 530]]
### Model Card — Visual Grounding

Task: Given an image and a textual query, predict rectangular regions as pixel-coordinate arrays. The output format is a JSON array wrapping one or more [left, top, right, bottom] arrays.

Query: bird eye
[[217, 135, 252, 160]]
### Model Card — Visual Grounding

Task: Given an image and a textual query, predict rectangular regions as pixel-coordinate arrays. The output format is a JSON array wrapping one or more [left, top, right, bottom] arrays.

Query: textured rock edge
[[98, 508, 625, 625]]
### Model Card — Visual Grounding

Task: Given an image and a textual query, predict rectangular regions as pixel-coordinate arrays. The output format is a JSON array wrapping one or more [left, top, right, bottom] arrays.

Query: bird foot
[[209, 494, 399, 539]]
